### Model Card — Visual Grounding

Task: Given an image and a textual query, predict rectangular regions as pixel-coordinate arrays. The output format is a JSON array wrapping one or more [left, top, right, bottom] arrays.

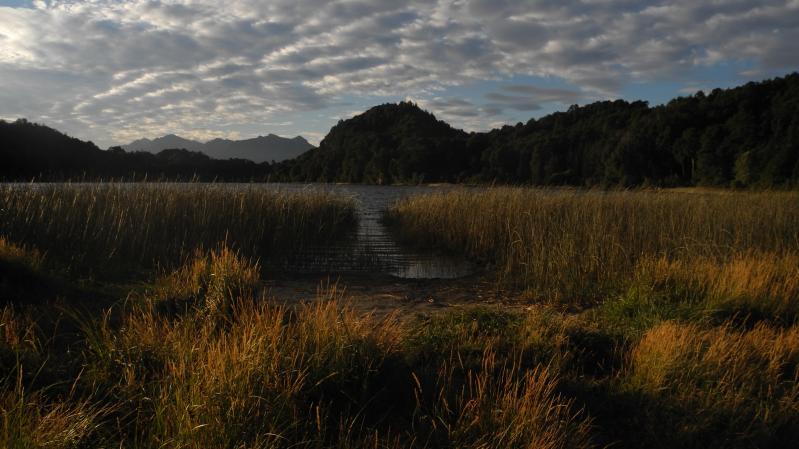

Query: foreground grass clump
[[151, 245, 261, 315], [386, 188, 799, 303], [624, 321, 799, 447], [0, 372, 112, 449], [0, 183, 357, 274], [1, 248, 594, 449]]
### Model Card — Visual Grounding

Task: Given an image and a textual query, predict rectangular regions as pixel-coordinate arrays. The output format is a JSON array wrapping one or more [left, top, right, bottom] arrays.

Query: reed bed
[[0, 183, 357, 275], [3, 187, 799, 447], [386, 188, 799, 303]]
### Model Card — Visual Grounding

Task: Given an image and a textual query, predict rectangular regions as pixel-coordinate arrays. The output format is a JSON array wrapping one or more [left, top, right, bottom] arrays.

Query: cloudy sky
[[1, 0, 798, 148]]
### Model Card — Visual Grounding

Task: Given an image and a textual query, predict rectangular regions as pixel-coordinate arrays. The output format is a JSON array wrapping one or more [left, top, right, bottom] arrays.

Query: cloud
[[499, 85, 586, 104], [0, 0, 797, 146]]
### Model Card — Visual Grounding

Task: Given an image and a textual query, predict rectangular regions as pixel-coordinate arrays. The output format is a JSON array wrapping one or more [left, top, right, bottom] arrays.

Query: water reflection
[[265, 184, 477, 279]]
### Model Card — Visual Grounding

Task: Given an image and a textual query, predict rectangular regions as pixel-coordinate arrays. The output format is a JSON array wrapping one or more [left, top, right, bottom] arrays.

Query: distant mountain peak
[[121, 132, 313, 163]]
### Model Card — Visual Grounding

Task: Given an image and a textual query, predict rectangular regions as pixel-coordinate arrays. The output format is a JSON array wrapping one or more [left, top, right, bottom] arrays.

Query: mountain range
[[123, 133, 312, 163]]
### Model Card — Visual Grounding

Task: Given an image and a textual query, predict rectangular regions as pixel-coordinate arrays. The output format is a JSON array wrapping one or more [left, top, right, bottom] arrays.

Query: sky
[[1, 0, 798, 148]]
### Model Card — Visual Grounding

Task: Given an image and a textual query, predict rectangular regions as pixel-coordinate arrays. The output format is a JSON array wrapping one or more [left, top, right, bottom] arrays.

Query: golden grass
[[0, 381, 110, 449], [627, 321, 799, 445], [387, 188, 799, 303], [0, 183, 357, 275], [1, 248, 595, 448], [150, 246, 261, 316], [415, 347, 593, 449], [0, 238, 42, 271], [1, 306, 110, 449], [633, 252, 799, 323]]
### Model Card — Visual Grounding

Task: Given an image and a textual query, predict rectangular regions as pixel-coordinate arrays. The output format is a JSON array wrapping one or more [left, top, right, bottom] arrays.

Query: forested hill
[[279, 102, 469, 184], [275, 73, 799, 187], [2, 73, 798, 186], [0, 120, 273, 181]]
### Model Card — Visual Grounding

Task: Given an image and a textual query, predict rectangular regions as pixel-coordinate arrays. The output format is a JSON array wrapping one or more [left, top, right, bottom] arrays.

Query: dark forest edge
[[2, 72, 798, 187]]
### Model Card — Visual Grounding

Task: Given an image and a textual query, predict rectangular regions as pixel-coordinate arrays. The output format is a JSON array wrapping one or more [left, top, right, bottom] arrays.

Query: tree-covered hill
[[2, 73, 798, 186], [275, 73, 799, 187], [280, 102, 470, 184]]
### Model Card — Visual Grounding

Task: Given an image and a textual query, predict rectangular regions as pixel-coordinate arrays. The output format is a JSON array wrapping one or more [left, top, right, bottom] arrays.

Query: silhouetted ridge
[[123, 133, 312, 163], [2, 73, 798, 186], [280, 102, 470, 184], [0, 120, 273, 181], [274, 74, 799, 187]]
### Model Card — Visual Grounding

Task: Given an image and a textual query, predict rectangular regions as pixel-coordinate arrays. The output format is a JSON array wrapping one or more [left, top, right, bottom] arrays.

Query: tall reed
[[0, 183, 357, 274], [386, 188, 799, 302]]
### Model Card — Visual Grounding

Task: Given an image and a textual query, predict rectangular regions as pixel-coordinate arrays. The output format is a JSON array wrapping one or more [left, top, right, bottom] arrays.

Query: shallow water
[[262, 184, 477, 279]]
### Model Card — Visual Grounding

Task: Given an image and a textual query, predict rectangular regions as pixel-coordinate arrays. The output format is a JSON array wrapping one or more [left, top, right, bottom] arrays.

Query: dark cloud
[[485, 92, 542, 112], [501, 85, 585, 103]]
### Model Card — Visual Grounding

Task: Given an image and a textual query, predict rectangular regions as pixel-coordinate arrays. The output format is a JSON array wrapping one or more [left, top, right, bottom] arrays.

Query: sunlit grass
[[1, 248, 595, 448], [386, 188, 799, 304], [624, 321, 799, 447]]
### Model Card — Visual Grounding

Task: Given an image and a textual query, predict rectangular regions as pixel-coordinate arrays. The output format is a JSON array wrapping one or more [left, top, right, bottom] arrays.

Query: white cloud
[[0, 0, 797, 147]]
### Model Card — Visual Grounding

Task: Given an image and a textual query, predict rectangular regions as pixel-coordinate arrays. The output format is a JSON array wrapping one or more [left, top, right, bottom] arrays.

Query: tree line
[[2, 72, 797, 186], [274, 73, 799, 187]]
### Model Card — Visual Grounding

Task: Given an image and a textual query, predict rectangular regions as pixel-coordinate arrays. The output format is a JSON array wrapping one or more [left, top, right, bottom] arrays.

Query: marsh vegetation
[[0, 183, 357, 275], [1, 185, 798, 448]]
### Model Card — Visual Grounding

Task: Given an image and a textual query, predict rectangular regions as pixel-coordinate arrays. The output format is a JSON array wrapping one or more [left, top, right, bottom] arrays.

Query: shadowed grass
[[592, 252, 799, 338], [0, 238, 51, 304], [0, 377, 112, 449], [0, 183, 357, 276], [1, 248, 595, 448]]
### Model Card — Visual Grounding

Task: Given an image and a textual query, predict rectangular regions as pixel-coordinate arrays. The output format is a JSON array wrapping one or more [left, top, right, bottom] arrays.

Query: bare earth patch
[[262, 273, 528, 320]]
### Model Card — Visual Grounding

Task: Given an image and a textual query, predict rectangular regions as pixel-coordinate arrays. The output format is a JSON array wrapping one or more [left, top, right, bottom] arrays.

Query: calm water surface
[[263, 184, 477, 279]]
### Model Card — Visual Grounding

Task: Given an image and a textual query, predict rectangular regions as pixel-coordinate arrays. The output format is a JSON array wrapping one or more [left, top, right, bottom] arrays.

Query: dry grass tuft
[[0, 381, 109, 449], [415, 346, 593, 449], [152, 246, 261, 316], [627, 321, 799, 445], [0, 237, 42, 272]]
